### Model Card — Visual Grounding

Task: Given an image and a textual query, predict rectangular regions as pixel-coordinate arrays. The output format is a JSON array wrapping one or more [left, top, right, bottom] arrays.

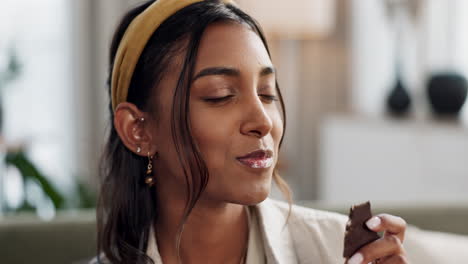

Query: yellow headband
[[111, 0, 235, 111]]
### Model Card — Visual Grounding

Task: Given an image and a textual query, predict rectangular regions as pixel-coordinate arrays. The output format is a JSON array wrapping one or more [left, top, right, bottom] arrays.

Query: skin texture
[[113, 22, 408, 264]]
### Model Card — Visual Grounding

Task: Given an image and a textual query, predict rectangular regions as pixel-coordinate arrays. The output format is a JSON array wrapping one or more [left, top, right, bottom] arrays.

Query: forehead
[[194, 22, 272, 71]]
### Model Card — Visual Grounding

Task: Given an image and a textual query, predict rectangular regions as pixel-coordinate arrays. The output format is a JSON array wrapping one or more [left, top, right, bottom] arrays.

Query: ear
[[113, 102, 157, 157]]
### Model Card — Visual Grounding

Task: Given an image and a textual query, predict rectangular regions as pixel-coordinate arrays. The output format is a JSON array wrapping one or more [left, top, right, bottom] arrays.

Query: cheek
[[193, 125, 227, 152], [189, 107, 234, 168]]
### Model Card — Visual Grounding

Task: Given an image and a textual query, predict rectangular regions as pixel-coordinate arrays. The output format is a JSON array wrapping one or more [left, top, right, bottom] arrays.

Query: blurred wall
[[267, 1, 351, 200], [70, 0, 130, 189]]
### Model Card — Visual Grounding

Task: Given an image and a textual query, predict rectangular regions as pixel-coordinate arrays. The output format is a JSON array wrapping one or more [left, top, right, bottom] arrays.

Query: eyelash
[[260, 94, 279, 103], [203, 95, 235, 103], [203, 94, 279, 103]]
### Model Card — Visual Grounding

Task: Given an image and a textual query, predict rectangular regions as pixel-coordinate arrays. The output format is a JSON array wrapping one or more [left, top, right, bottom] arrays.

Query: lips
[[236, 149, 274, 169], [237, 149, 273, 159]]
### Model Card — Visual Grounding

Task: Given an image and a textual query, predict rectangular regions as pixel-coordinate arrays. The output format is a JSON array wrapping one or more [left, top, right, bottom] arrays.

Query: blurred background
[[0, 0, 467, 263]]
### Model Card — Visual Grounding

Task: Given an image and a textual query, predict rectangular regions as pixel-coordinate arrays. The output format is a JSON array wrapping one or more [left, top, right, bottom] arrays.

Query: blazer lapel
[[255, 198, 298, 264]]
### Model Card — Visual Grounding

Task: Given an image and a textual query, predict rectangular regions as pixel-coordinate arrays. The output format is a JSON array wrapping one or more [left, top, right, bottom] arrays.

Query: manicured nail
[[366, 216, 381, 230], [348, 252, 363, 264]]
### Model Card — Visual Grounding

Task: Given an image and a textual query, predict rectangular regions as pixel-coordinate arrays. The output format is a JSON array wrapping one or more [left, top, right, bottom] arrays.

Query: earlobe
[[113, 102, 154, 156]]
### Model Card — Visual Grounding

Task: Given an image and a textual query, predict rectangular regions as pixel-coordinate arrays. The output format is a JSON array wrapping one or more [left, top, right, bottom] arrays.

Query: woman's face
[[153, 22, 283, 205]]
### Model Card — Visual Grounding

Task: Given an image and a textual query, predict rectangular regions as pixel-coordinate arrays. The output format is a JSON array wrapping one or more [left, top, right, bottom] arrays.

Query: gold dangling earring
[[145, 152, 155, 187]]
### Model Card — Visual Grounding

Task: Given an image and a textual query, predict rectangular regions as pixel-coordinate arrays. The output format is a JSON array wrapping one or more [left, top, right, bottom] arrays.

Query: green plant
[[4, 148, 97, 212], [5, 149, 66, 211]]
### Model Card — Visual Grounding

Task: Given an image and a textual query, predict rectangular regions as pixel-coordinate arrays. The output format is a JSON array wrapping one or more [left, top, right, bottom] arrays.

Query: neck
[[154, 190, 249, 264]]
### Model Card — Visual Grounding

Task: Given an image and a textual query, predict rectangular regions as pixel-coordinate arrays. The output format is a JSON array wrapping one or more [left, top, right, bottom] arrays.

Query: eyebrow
[[192, 66, 276, 82]]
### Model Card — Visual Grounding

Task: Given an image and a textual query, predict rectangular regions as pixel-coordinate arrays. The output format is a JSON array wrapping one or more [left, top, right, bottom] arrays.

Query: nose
[[240, 96, 273, 138]]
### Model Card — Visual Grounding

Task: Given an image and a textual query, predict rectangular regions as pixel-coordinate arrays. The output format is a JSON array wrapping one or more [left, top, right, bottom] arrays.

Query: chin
[[236, 183, 271, 206], [208, 170, 273, 205]]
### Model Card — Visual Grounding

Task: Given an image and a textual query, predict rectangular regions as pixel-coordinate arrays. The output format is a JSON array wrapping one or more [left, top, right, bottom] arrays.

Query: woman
[[96, 0, 408, 263]]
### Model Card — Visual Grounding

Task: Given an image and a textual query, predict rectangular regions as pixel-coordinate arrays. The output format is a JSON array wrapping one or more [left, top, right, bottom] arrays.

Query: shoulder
[[88, 254, 109, 264], [258, 198, 347, 262], [88, 257, 99, 264], [258, 198, 347, 240], [264, 198, 348, 227]]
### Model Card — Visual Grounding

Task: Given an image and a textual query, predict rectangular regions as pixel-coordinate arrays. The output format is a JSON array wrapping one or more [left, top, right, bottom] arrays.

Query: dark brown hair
[[97, 1, 291, 263]]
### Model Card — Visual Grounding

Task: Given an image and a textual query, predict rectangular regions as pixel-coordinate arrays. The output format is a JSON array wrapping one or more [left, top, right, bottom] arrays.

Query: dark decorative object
[[384, 0, 420, 117], [427, 73, 467, 117], [387, 75, 412, 115]]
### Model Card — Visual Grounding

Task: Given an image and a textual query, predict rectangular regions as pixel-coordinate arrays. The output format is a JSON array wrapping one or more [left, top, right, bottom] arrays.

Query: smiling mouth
[[236, 149, 274, 169]]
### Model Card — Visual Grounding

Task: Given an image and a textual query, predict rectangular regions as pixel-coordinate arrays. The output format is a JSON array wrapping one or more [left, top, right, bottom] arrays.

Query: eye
[[202, 95, 235, 103], [259, 94, 279, 103]]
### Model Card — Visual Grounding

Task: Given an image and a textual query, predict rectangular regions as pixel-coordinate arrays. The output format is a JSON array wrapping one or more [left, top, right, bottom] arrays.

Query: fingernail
[[366, 216, 381, 230], [348, 252, 363, 264]]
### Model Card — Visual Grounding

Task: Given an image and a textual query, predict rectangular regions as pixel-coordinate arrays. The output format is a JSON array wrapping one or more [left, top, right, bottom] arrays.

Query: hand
[[346, 214, 408, 264]]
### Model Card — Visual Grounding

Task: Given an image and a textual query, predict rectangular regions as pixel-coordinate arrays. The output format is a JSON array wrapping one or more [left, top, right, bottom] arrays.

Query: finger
[[380, 254, 408, 264], [346, 235, 404, 264], [366, 214, 407, 242]]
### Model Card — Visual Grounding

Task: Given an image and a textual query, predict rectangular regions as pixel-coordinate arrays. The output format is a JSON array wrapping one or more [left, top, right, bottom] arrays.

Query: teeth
[[251, 157, 273, 168], [239, 157, 273, 169]]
